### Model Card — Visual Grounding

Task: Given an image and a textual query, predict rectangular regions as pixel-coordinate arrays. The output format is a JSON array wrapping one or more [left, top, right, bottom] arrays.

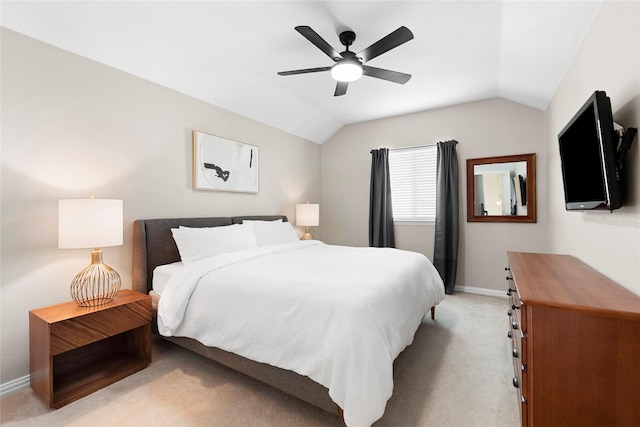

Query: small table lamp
[[58, 196, 123, 307], [296, 202, 319, 240]]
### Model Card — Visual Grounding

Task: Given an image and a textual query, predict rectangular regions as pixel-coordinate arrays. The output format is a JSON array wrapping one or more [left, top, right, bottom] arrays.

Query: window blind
[[388, 145, 437, 222]]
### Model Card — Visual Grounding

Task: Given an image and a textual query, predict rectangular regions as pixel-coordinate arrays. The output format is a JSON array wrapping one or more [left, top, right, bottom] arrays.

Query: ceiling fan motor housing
[[339, 30, 356, 48]]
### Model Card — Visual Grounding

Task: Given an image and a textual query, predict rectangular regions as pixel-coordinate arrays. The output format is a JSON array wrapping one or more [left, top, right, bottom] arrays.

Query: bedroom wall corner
[[320, 98, 547, 294], [0, 28, 321, 386]]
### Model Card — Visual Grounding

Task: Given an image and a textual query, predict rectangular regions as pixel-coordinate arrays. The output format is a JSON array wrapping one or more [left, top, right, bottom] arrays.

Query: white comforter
[[158, 241, 445, 427]]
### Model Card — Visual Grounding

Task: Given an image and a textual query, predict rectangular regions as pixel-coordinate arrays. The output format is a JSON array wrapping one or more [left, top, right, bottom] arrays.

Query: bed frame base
[[162, 334, 341, 415], [156, 305, 435, 417]]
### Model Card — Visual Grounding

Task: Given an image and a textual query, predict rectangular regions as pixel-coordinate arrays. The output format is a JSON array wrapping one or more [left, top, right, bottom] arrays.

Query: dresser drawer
[[510, 324, 526, 389], [507, 266, 528, 426]]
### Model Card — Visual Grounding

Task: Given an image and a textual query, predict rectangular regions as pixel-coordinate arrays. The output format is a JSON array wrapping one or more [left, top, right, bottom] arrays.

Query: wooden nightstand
[[29, 289, 152, 408]]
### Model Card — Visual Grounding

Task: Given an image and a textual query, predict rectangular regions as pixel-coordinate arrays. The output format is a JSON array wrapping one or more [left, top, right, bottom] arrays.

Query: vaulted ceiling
[[1, 1, 602, 143]]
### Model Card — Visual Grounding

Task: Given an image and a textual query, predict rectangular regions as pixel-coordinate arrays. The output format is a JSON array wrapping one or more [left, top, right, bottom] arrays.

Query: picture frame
[[193, 130, 259, 193]]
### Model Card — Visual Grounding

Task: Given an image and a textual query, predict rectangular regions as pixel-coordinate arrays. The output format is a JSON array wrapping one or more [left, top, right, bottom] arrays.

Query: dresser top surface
[[507, 252, 640, 318]]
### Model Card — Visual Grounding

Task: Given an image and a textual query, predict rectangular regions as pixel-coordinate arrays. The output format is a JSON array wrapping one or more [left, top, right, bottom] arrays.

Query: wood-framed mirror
[[466, 153, 536, 223]]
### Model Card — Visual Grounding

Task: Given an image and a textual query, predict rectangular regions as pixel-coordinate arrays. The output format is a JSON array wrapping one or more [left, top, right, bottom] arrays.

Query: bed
[[132, 215, 445, 427]]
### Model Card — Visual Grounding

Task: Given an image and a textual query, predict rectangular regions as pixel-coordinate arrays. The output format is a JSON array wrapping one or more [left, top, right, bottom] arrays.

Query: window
[[388, 145, 437, 222]]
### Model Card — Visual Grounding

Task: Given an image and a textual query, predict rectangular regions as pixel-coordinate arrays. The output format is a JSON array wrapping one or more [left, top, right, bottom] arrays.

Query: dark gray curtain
[[433, 140, 459, 294], [369, 148, 395, 248]]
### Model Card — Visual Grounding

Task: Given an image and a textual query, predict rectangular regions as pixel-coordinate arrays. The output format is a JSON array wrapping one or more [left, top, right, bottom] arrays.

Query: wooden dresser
[[506, 252, 640, 427]]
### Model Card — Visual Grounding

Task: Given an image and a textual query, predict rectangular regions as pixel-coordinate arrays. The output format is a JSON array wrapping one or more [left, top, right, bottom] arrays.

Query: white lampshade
[[296, 203, 319, 227], [59, 199, 123, 249], [331, 58, 363, 82]]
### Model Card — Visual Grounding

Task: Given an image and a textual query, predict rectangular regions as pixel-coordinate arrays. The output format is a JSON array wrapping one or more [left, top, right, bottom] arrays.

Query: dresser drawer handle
[[512, 321, 519, 330], [507, 288, 515, 296], [513, 377, 519, 388], [507, 309, 512, 317], [511, 304, 520, 310], [507, 331, 512, 339], [512, 349, 519, 358]]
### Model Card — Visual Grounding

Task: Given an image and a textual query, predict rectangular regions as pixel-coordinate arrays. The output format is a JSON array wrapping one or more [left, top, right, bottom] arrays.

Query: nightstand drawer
[[50, 299, 151, 355]]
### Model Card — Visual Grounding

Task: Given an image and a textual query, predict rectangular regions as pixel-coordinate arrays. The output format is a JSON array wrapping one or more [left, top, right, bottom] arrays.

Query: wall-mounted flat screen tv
[[557, 91, 621, 211]]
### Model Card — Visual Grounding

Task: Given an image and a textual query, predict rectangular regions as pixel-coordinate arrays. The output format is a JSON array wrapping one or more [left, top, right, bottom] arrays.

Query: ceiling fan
[[278, 25, 414, 96]]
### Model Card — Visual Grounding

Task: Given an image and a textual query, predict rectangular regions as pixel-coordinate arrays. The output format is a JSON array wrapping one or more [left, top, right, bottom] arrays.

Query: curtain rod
[[390, 143, 438, 151], [390, 140, 458, 151], [370, 144, 435, 154], [371, 140, 457, 154]]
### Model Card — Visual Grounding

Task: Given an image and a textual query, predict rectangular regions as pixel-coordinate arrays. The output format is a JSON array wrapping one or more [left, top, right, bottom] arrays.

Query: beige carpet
[[1, 292, 519, 427]]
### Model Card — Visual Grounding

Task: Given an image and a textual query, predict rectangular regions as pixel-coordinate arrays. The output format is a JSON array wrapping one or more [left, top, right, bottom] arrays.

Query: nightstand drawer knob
[[507, 309, 512, 317], [513, 377, 520, 388], [513, 349, 519, 358], [512, 321, 519, 330], [507, 331, 512, 339]]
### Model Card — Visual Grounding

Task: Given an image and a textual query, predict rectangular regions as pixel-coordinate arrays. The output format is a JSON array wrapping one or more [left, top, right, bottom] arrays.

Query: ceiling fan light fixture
[[331, 58, 363, 82], [279, 25, 414, 95]]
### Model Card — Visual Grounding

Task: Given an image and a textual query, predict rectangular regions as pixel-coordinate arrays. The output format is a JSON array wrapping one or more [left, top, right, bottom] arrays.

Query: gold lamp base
[[300, 226, 313, 240], [70, 249, 121, 307]]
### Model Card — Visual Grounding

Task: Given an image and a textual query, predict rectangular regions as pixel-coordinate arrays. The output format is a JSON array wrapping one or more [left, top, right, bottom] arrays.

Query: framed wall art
[[193, 130, 259, 193]]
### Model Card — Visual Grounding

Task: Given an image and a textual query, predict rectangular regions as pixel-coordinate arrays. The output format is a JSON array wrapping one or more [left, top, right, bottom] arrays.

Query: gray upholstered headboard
[[132, 215, 288, 294]]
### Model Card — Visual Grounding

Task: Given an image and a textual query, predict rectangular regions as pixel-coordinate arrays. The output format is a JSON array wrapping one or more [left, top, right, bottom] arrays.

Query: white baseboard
[[456, 285, 508, 298], [0, 374, 30, 398]]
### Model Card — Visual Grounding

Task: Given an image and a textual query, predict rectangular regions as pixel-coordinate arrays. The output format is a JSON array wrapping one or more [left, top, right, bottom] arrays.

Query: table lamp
[[58, 196, 123, 307], [296, 202, 319, 240]]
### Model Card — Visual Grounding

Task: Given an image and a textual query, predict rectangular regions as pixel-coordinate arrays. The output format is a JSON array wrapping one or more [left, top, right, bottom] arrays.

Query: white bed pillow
[[245, 220, 299, 246], [152, 261, 184, 295], [171, 223, 258, 265]]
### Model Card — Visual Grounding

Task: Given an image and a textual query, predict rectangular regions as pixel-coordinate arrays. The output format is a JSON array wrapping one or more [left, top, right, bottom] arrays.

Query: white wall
[[0, 29, 321, 384], [544, 0, 640, 295], [321, 98, 546, 291]]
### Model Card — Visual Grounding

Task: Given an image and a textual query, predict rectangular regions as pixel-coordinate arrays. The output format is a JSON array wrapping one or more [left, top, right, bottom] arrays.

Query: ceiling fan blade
[[363, 66, 411, 84], [278, 66, 332, 76], [295, 26, 342, 61], [357, 26, 414, 63], [334, 81, 348, 96]]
